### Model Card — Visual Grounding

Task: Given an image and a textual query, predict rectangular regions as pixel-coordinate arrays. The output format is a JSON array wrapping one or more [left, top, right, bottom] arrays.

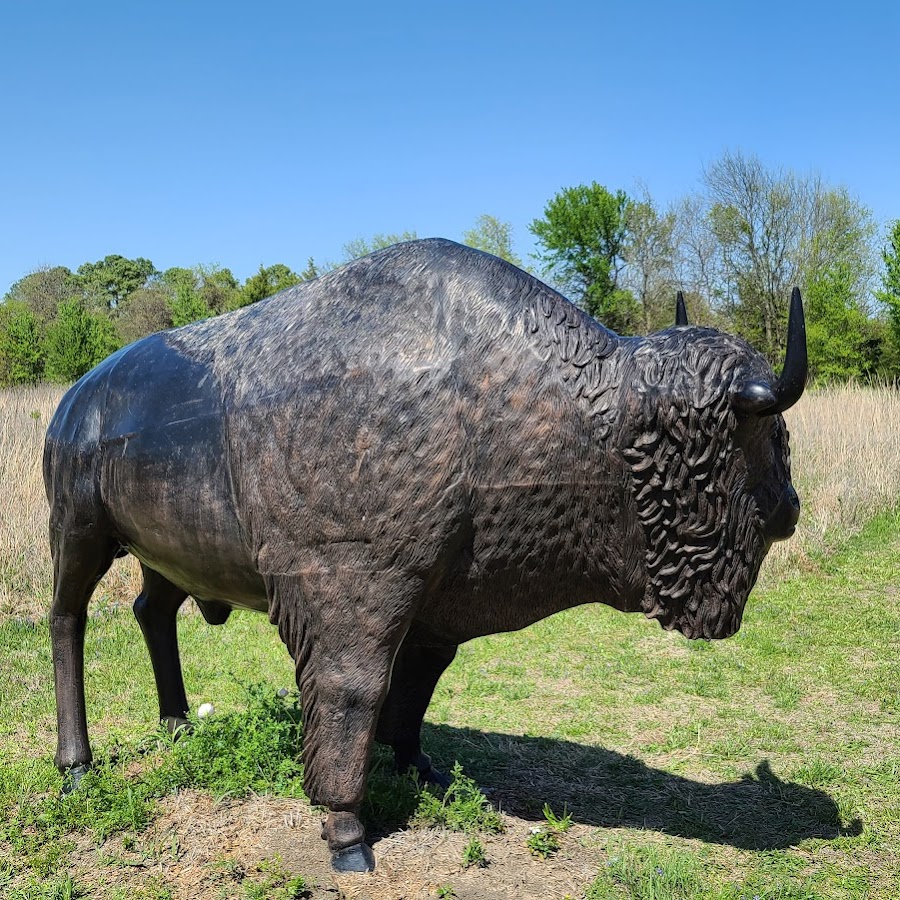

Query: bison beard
[[621, 330, 768, 639]]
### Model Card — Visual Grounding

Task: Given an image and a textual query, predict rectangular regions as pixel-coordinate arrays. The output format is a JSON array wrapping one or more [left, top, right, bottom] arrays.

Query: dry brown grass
[[2, 382, 899, 621], [0, 384, 140, 620], [765, 382, 900, 577]]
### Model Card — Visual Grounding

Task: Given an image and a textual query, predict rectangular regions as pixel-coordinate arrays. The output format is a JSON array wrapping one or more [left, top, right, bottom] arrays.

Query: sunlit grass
[[1, 513, 898, 897]]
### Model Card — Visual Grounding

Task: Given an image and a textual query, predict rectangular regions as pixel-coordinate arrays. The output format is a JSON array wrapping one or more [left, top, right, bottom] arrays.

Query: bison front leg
[[132, 565, 190, 733], [376, 629, 457, 788], [266, 563, 419, 874]]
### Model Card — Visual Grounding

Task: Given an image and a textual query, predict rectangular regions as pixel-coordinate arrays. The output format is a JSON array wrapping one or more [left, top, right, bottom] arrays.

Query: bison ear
[[675, 291, 689, 327]]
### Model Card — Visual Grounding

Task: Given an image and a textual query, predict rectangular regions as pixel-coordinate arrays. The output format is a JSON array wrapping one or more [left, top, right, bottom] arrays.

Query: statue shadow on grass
[[366, 723, 861, 851]]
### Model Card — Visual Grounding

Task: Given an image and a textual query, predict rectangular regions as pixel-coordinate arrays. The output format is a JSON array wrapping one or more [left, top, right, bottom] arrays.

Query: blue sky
[[1, 1, 897, 295]]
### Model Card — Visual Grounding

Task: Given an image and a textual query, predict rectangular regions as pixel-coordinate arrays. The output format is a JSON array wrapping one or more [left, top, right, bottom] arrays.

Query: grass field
[[1, 383, 899, 898]]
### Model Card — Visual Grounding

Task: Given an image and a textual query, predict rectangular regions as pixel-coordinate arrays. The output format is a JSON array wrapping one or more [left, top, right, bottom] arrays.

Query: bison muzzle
[[44, 239, 805, 872]]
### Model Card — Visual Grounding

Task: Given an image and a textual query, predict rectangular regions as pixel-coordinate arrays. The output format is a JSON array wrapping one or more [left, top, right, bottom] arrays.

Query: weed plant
[[525, 826, 560, 858], [1, 682, 502, 893], [2, 683, 307, 887], [412, 762, 503, 834], [461, 836, 486, 868], [525, 803, 572, 858], [242, 857, 311, 900], [542, 802, 573, 832], [151, 682, 306, 799], [361, 744, 423, 826]]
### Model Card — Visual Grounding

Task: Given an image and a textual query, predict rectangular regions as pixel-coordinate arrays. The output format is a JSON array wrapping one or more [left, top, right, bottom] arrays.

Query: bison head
[[619, 289, 806, 639]]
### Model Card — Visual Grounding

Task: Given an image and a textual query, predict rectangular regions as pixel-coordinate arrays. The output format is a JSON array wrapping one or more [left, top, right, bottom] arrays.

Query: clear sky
[[1, 0, 897, 295]]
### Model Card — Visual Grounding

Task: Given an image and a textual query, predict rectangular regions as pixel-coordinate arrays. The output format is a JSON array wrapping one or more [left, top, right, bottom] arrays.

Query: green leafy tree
[[300, 257, 320, 281], [876, 220, 900, 345], [161, 267, 210, 326], [44, 300, 120, 382], [864, 315, 900, 380], [462, 215, 523, 267], [0, 301, 45, 385], [196, 264, 240, 314], [160, 266, 196, 293], [77, 255, 158, 312], [115, 286, 174, 344], [800, 196, 878, 380], [342, 231, 418, 262], [169, 283, 210, 327], [529, 183, 638, 332], [5, 266, 80, 322], [804, 262, 871, 382], [162, 264, 242, 315], [239, 263, 302, 306]]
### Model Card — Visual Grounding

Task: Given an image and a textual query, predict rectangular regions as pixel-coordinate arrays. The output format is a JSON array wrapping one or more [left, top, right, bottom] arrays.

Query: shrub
[[43, 301, 119, 383], [0, 301, 44, 385]]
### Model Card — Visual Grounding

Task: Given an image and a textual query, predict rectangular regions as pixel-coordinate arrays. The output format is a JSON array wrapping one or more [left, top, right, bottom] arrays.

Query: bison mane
[[619, 328, 770, 638]]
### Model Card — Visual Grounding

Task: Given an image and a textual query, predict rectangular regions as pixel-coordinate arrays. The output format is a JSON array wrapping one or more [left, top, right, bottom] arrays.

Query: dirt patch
[[59, 790, 607, 899], [325, 820, 603, 900]]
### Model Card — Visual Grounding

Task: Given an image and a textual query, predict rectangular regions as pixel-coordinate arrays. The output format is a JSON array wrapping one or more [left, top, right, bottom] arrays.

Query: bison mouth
[[764, 484, 801, 544]]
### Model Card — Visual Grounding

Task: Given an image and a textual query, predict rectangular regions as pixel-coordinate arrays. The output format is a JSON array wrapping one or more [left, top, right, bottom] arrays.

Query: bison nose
[[766, 485, 800, 542]]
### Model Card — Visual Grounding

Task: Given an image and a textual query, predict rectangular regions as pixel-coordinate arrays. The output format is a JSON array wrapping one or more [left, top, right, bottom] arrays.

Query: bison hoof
[[398, 751, 453, 790], [420, 766, 452, 790], [61, 763, 90, 795], [331, 842, 375, 873]]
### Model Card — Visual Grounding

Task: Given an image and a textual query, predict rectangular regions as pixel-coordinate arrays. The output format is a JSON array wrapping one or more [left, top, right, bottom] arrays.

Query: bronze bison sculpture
[[45, 239, 805, 871]]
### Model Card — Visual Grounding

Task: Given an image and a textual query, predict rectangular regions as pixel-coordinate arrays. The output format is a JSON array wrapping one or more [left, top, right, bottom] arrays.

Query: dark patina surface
[[44, 239, 805, 872]]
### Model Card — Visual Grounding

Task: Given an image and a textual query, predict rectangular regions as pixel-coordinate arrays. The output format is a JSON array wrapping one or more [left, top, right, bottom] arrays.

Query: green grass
[[2, 511, 900, 897], [240, 857, 311, 900], [0, 684, 311, 897]]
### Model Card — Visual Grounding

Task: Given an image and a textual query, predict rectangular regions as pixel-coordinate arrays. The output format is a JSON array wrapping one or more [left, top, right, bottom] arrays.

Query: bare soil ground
[[65, 790, 609, 899]]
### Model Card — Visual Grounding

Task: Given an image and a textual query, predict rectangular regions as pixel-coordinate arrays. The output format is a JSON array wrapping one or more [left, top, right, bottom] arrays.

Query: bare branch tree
[[622, 189, 677, 332]]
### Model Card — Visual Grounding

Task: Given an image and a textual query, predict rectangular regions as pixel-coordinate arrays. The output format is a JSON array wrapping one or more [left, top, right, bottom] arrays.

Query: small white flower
[[277, 688, 289, 698], [530, 826, 543, 834], [197, 702, 215, 718]]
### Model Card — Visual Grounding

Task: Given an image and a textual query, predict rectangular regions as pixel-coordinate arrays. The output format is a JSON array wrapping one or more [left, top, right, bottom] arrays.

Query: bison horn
[[732, 287, 807, 415], [771, 287, 808, 412], [675, 291, 689, 326]]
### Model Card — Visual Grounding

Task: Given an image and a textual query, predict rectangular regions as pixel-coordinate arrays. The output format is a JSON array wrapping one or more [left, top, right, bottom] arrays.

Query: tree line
[[3, 150, 900, 387], [530, 153, 900, 382]]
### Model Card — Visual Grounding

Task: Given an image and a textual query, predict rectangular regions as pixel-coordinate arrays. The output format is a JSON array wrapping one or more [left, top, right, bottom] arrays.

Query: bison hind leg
[[51, 526, 119, 783], [132, 565, 190, 733]]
